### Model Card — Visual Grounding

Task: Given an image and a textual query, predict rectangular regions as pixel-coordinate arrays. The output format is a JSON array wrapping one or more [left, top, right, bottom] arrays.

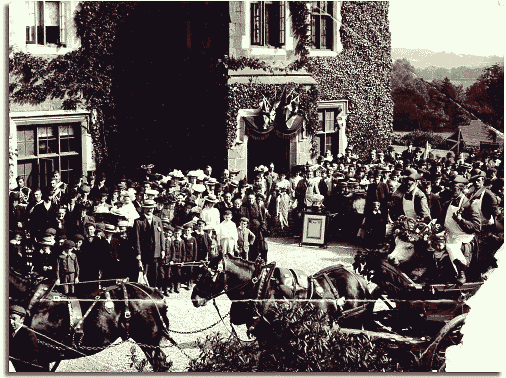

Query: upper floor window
[[310, 1, 333, 50], [251, 1, 285, 47], [26, 1, 68, 47]]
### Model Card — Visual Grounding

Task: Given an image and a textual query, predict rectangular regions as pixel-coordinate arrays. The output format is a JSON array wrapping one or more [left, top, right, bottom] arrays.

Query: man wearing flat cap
[[9, 305, 44, 372], [134, 199, 165, 289], [389, 170, 431, 223], [468, 170, 499, 232], [437, 175, 481, 284]]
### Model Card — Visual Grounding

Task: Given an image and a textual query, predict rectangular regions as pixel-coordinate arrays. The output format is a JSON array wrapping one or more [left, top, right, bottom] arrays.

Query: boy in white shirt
[[217, 210, 238, 255]]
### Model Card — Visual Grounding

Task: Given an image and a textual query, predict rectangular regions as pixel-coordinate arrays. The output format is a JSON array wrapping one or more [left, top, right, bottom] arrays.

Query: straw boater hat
[[141, 164, 155, 170], [142, 199, 157, 208], [145, 189, 159, 197], [103, 223, 118, 233], [204, 194, 219, 203], [170, 170, 185, 180]]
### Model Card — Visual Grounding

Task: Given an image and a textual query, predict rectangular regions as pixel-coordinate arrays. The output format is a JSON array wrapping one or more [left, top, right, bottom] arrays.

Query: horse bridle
[[200, 255, 266, 302]]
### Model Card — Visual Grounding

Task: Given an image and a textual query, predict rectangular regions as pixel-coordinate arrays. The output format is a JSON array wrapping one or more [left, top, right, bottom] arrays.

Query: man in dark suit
[[265, 162, 279, 195], [67, 203, 95, 238], [29, 187, 58, 237], [134, 199, 165, 289], [365, 170, 391, 220], [9, 305, 44, 372]]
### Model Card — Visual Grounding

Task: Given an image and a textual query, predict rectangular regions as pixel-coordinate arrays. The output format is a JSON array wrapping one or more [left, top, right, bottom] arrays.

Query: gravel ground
[[54, 237, 360, 372]]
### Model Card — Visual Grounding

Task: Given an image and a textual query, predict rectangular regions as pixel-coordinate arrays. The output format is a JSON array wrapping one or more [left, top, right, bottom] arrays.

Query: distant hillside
[[392, 48, 504, 88], [392, 48, 503, 69]]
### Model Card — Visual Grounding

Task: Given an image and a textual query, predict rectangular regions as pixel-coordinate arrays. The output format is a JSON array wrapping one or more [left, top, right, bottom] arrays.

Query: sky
[[388, 0, 505, 56]]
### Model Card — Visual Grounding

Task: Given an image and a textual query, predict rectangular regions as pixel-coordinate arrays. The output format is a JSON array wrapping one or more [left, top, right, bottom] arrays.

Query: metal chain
[[168, 311, 230, 334]]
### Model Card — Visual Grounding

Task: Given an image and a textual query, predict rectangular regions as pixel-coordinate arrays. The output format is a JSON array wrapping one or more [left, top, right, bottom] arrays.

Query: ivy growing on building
[[306, 1, 393, 158]]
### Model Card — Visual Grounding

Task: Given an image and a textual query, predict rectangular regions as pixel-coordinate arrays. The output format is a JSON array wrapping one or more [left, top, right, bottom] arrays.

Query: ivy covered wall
[[307, 1, 393, 158], [225, 1, 392, 160]]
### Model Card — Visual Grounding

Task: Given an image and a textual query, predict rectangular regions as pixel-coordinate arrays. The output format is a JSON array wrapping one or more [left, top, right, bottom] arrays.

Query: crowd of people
[[8, 144, 504, 297]]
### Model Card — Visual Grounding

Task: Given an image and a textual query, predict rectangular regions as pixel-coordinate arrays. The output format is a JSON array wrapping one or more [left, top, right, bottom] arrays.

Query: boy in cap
[[235, 217, 255, 260], [217, 209, 238, 255], [161, 220, 174, 295], [56, 239, 79, 294], [183, 225, 198, 289], [167, 226, 186, 293]]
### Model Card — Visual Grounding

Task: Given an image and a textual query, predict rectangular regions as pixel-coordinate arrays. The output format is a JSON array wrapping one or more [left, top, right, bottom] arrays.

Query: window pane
[[38, 127, 47, 137], [59, 125, 68, 136], [25, 141, 35, 156], [47, 138, 57, 154], [17, 129, 25, 142], [318, 135, 324, 156], [251, 3, 262, 45], [17, 142, 26, 157], [326, 135, 332, 152], [325, 110, 334, 132], [60, 137, 69, 153], [25, 129, 34, 141], [39, 141, 47, 154], [68, 125, 75, 136], [69, 137, 78, 152], [318, 111, 324, 131]]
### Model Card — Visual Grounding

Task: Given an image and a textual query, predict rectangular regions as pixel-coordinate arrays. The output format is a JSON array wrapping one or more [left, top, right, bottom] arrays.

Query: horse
[[191, 253, 374, 341], [9, 268, 173, 372]]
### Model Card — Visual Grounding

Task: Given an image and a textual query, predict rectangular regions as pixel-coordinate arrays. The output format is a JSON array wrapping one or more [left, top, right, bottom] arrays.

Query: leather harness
[[29, 279, 133, 351]]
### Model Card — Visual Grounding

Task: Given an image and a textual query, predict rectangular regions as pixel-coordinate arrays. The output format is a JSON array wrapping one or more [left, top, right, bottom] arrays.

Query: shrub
[[400, 130, 447, 149], [188, 304, 425, 372]]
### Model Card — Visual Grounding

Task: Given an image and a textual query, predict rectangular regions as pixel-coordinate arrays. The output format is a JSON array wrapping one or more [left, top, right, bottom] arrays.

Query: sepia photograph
[[7, 0, 504, 372]]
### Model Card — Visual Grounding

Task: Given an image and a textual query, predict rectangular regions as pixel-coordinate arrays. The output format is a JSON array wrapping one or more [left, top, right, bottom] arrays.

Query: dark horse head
[[9, 268, 173, 372], [192, 253, 374, 339]]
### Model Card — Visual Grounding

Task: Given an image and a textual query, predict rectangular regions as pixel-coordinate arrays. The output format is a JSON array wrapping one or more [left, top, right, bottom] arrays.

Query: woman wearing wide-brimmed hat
[[201, 194, 220, 233]]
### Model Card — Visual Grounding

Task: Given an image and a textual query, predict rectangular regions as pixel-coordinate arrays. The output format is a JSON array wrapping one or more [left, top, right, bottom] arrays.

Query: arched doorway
[[247, 134, 291, 183]]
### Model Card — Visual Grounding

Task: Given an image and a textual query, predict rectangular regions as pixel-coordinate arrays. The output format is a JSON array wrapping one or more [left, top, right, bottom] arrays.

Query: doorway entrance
[[247, 134, 291, 183]]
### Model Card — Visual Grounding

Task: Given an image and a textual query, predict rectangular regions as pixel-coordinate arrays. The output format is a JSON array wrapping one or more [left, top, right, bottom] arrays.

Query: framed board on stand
[[300, 212, 328, 247]]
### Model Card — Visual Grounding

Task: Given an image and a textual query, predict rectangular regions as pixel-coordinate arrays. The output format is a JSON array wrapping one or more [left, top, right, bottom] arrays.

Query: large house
[[8, 1, 94, 190], [9, 1, 392, 184]]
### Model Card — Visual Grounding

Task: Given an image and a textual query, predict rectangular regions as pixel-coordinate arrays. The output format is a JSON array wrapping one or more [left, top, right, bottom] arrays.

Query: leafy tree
[[466, 63, 504, 132]]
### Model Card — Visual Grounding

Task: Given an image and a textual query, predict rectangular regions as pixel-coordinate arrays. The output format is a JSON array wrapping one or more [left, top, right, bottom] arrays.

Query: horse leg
[[139, 345, 170, 372]]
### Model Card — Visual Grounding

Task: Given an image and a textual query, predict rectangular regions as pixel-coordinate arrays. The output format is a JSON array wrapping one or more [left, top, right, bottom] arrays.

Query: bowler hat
[[470, 169, 486, 182]]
